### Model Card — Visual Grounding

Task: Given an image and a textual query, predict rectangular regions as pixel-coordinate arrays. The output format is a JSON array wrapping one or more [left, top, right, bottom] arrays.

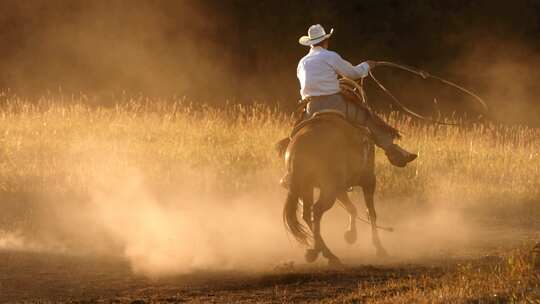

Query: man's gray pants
[[305, 93, 394, 149]]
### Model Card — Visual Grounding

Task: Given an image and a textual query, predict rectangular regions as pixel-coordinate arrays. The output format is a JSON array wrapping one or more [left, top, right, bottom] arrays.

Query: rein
[[368, 61, 489, 125]]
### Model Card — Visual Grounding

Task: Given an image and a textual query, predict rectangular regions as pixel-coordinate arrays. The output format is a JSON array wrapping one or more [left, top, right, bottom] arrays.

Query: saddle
[[292, 78, 400, 140], [289, 111, 370, 140], [275, 79, 394, 158], [275, 112, 372, 159]]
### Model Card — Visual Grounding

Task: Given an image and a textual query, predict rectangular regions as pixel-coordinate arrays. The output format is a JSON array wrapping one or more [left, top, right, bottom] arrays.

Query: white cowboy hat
[[299, 24, 334, 46]]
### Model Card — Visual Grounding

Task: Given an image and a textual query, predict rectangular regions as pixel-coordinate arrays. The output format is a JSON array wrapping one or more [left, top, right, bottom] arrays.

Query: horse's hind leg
[[337, 192, 357, 244], [301, 187, 314, 232], [362, 177, 388, 258], [306, 188, 342, 266]]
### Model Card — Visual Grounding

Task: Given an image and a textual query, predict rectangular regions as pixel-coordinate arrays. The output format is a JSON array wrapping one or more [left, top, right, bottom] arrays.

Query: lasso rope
[[337, 201, 394, 232], [367, 61, 489, 125]]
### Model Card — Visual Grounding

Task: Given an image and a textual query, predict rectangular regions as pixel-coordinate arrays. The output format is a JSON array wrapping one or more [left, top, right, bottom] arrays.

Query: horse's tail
[[283, 171, 310, 245]]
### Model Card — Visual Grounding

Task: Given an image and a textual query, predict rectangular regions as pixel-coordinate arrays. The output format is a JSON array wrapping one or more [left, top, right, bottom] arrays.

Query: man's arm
[[365, 60, 378, 70], [331, 53, 374, 80]]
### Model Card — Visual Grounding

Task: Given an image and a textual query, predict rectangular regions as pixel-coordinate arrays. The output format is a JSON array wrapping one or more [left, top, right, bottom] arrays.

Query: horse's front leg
[[362, 178, 388, 258], [337, 191, 357, 244]]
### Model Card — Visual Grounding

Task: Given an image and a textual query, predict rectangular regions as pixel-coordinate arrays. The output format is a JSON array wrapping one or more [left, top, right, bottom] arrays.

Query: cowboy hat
[[299, 24, 334, 46]]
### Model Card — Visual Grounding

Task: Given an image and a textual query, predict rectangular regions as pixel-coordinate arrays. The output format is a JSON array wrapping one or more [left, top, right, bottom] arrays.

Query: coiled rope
[[360, 61, 488, 125]]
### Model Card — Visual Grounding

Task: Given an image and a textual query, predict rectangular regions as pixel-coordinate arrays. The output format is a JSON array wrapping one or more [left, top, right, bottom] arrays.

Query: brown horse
[[282, 113, 387, 266]]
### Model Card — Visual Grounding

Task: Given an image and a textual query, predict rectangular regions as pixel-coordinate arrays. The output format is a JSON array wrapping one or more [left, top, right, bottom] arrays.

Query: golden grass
[[325, 246, 540, 303], [0, 96, 538, 204]]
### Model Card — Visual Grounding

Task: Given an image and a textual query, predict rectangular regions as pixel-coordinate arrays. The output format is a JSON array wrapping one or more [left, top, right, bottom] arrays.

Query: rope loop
[[368, 61, 488, 125]]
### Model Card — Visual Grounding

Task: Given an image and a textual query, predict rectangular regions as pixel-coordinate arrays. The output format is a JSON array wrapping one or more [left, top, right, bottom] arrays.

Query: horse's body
[[282, 113, 387, 265]]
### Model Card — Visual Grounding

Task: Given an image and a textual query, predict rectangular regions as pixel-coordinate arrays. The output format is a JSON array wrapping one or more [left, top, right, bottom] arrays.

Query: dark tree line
[[0, 1, 539, 123]]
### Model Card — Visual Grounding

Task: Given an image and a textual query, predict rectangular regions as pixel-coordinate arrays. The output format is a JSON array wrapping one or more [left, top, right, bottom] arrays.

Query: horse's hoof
[[344, 230, 357, 244], [376, 247, 389, 258], [328, 257, 344, 268], [305, 249, 319, 263]]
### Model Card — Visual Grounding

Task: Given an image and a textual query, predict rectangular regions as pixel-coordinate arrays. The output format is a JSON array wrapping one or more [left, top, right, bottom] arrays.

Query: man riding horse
[[279, 24, 417, 187]]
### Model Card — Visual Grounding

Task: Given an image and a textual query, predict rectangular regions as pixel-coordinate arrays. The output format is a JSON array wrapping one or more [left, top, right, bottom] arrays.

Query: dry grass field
[[0, 95, 539, 303]]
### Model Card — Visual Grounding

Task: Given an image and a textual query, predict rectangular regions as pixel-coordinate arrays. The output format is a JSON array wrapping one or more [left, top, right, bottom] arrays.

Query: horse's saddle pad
[[290, 112, 371, 141]]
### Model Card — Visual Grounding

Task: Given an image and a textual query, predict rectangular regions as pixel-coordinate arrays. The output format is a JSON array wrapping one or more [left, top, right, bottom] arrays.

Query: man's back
[[298, 47, 341, 99], [297, 46, 370, 99]]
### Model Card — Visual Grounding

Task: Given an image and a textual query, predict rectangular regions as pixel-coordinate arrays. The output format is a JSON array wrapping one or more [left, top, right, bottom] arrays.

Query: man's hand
[[366, 60, 378, 69]]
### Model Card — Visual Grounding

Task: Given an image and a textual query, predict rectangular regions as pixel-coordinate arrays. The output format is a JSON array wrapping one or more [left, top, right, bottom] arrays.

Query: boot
[[280, 173, 291, 189], [385, 144, 417, 167]]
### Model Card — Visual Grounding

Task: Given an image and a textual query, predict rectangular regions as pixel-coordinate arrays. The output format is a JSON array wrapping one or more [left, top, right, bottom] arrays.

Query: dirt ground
[[0, 250, 440, 303], [1, 222, 539, 304]]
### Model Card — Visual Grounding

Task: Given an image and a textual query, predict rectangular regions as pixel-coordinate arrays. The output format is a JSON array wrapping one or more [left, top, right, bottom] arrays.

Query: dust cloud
[[307, 193, 473, 264], [0, 155, 304, 276], [0, 156, 481, 277], [446, 36, 540, 125], [85, 169, 302, 275], [0, 1, 235, 99]]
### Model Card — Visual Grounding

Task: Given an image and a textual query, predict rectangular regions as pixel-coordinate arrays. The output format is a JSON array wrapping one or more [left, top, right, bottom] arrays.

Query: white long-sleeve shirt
[[297, 46, 370, 99]]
